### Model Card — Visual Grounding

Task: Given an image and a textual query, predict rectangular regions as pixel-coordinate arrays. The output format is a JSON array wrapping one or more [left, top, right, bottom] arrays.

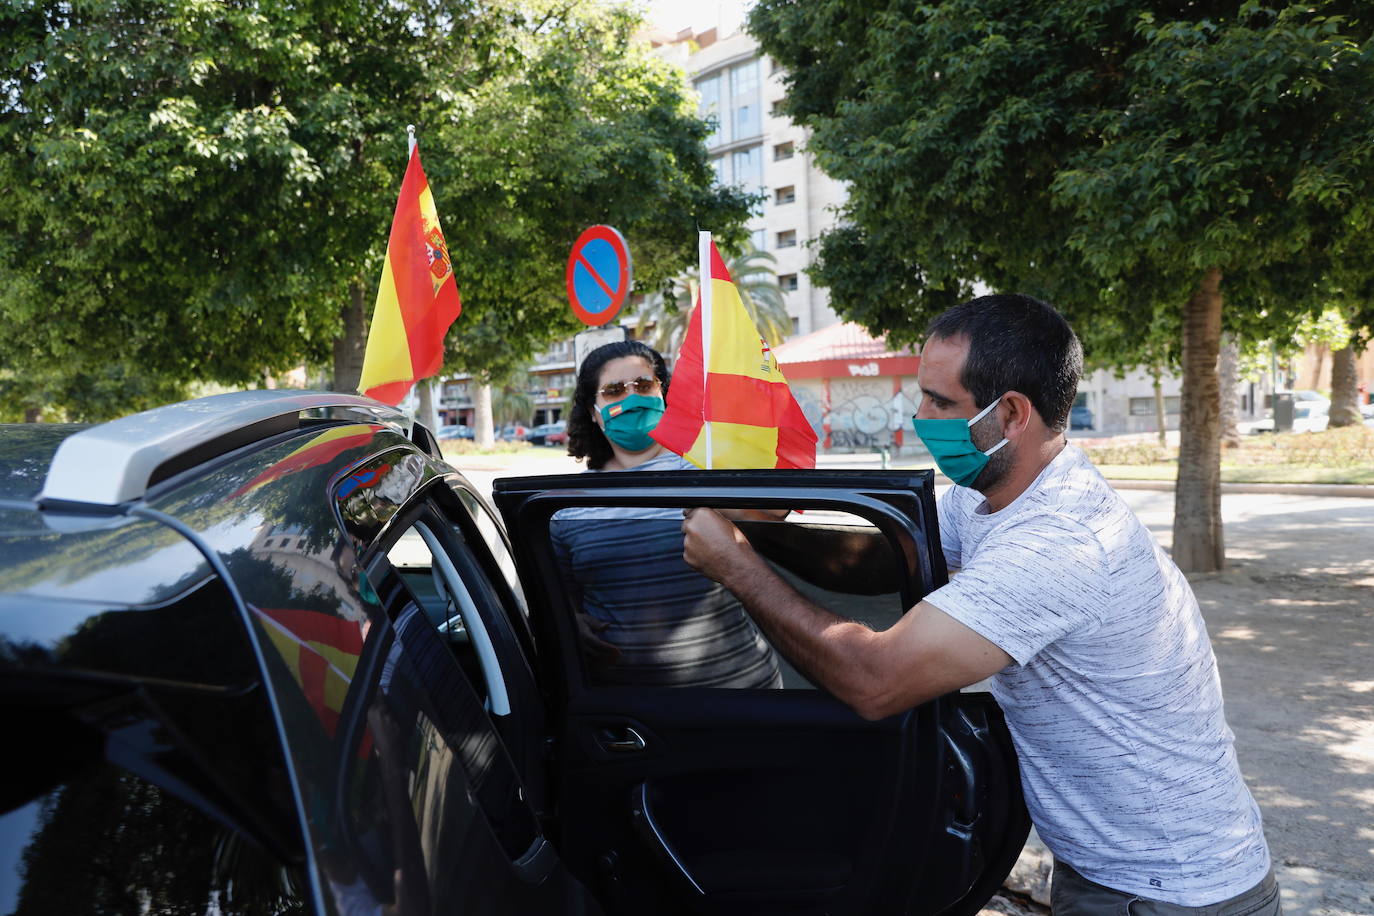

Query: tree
[[635, 242, 791, 361], [491, 370, 536, 427], [0, 0, 750, 417], [751, 0, 1374, 571], [0, 0, 496, 410]]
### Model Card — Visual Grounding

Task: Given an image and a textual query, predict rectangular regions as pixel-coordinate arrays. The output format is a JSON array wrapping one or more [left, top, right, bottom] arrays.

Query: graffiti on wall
[[822, 379, 921, 450]]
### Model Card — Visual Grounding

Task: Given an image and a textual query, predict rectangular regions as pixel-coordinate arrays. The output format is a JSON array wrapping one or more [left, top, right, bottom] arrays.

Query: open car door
[[493, 468, 1029, 916]]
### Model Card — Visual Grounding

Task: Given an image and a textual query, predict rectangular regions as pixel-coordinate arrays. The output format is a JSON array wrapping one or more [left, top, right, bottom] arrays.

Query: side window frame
[[503, 482, 940, 701]]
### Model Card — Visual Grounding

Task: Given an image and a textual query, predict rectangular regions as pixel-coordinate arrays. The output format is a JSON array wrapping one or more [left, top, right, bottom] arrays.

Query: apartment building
[[651, 26, 846, 339]]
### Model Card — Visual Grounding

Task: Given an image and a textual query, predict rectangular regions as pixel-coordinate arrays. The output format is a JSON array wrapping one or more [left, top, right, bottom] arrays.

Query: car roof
[[33, 391, 409, 508], [0, 423, 89, 502]]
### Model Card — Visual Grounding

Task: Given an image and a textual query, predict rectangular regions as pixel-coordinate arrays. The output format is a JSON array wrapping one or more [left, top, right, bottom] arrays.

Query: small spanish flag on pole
[[652, 232, 817, 469], [358, 127, 462, 405]]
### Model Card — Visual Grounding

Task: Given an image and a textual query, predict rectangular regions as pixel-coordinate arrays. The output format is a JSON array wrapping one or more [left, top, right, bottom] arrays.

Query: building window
[[776, 229, 797, 248], [770, 99, 785, 117], [731, 60, 761, 138], [775, 185, 796, 205], [1129, 396, 1180, 416], [751, 228, 767, 251], [779, 273, 799, 291], [774, 141, 794, 160], [697, 73, 722, 146], [792, 317, 801, 334]]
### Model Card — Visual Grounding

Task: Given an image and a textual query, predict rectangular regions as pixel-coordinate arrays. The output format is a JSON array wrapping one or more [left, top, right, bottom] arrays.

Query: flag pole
[[699, 230, 713, 470], [407, 123, 439, 432]]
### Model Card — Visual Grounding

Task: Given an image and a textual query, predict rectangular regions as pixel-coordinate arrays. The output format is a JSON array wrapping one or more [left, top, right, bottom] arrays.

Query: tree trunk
[[1217, 333, 1241, 448], [1172, 268, 1225, 573], [1308, 345, 1326, 391], [417, 381, 437, 432], [473, 383, 495, 447], [1328, 345, 1362, 427], [23, 406, 41, 423], [332, 280, 368, 392], [1152, 370, 1167, 447]]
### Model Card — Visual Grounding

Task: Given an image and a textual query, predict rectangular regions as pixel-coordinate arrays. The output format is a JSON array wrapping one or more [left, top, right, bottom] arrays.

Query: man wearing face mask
[[551, 340, 782, 689], [682, 295, 1277, 914]]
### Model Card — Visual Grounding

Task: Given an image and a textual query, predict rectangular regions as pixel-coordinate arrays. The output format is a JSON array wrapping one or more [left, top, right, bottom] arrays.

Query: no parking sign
[[566, 225, 632, 327]]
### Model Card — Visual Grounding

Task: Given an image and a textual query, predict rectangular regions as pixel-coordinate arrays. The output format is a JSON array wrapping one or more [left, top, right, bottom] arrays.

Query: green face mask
[[599, 393, 665, 452], [911, 395, 1008, 488]]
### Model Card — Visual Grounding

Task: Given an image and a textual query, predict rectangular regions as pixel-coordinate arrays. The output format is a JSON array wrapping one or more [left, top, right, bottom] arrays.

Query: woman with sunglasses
[[552, 340, 782, 689]]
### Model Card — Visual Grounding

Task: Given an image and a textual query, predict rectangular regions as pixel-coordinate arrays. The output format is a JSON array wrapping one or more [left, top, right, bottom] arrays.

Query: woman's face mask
[[598, 393, 665, 452], [911, 395, 1008, 487]]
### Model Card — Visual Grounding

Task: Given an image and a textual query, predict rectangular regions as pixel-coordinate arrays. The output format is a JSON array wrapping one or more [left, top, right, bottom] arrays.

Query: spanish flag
[[358, 143, 462, 405], [652, 233, 817, 469], [251, 606, 364, 738], [229, 425, 379, 498]]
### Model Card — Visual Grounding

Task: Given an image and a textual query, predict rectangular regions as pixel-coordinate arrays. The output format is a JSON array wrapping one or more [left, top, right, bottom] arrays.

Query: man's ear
[[1001, 391, 1037, 438]]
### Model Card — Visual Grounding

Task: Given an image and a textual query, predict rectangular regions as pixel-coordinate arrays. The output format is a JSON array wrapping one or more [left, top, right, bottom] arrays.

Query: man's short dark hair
[[925, 294, 1083, 432]]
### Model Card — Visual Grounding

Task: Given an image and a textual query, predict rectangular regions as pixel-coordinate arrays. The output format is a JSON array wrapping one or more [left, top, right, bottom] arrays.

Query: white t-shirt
[[926, 444, 1269, 904]]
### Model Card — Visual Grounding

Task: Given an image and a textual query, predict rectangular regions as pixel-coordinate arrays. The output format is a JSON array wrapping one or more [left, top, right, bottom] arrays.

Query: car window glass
[[0, 764, 306, 915], [450, 484, 530, 621], [385, 522, 509, 714], [549, 505, 908, 690], [1, 574, 306, 915]]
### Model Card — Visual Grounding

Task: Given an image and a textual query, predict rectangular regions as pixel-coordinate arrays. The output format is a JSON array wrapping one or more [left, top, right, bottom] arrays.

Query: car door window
[[385, 521, 510, 714], [549, 503, 911, 689]]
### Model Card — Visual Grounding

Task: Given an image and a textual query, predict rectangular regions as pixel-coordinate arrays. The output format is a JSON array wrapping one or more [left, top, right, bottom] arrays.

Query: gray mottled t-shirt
[[927, 444, 1269, 904]]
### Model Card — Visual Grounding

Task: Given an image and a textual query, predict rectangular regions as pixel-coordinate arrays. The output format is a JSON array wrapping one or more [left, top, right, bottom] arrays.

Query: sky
[[634, 0, 748, 35]]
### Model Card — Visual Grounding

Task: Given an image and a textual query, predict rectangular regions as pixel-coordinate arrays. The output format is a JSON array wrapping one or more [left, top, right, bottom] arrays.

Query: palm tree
[[490, 370, 535, 427], [636, 242, 792, 361]]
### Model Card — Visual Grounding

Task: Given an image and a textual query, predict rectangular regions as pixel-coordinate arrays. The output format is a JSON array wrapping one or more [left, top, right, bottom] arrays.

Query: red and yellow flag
[[652, 235, 817, 469], [252, 606, 365, 738], [229, 425, 379, 498], [359, 143, 462, 405]]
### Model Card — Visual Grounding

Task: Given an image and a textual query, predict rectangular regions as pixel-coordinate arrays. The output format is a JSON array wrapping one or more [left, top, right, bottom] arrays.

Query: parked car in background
[[525, 421, 566, 446], [437, 423, 474, 440], [1292, 400, 1331, 432], [497, 424, 529, 442], [1, 391, 1028, 916], [1251, 391, 1332, 433], [1069, 404, 1094, 430]]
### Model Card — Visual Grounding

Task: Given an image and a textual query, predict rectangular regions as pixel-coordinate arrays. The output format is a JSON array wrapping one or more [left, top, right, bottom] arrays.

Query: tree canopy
[[751, 0, 1374, 569], [0, 0, 751, 414]]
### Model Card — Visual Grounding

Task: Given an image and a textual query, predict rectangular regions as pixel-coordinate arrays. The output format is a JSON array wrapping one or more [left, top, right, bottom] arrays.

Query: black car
[[0, 391, 1027, 916]]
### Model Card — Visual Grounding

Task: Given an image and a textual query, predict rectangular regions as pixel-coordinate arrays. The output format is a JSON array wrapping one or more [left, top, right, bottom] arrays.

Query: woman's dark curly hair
[[566, 340, 671, 470]]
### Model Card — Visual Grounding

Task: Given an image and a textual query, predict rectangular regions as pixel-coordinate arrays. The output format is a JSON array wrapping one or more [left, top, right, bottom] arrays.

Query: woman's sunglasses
[[598, 376, 660, 400]]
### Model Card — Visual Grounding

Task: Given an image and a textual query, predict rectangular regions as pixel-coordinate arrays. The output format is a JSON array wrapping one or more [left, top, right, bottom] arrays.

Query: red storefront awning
[[774, 322, 920, 379]]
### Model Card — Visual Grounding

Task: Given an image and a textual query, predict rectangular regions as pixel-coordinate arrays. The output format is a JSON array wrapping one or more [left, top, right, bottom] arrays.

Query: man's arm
[[682, 507, 1011, 720]]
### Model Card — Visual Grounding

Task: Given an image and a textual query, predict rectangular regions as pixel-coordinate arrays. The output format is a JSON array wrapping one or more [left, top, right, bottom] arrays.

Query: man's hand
[[682, 506, 759, 590]]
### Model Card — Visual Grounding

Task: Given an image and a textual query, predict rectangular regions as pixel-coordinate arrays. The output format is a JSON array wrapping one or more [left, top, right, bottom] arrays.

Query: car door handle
[[596, 726, 647, 753]]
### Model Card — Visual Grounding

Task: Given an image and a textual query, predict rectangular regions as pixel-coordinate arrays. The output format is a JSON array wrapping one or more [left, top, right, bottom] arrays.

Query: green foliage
[[0, 0, 750, 415], [749, 0, 1374, 365], [635, 242, 791, 359], [1293, 308, 1354, 352]]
